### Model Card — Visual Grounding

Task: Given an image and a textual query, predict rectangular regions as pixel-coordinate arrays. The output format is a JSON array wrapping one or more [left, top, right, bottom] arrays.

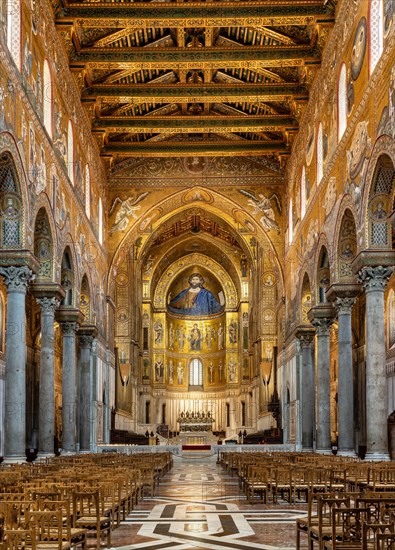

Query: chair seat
[[75, 516, 110, 526], [70, 527, 87, 540], [296, 518, 310, 532], [37, 542, 71, 550], [309, 525, 332, 540]]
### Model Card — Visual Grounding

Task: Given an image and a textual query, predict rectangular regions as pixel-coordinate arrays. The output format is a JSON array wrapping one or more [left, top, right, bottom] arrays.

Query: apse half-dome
[[167, 267, 225, 317]]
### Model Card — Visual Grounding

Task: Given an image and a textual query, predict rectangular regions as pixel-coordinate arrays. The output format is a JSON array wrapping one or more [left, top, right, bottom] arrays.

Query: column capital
[[37, 297, 61, 315], [78, 325, 98, 349], [294, 326, 315, 348], [0, 265, 34, 292], [310, 317, 334, 336], [357, 265, 394, 292], [78, 334, 94, 348], [60, 322, 79, 336], [335, 296, 356, 315], [299, 333, 314, 348]]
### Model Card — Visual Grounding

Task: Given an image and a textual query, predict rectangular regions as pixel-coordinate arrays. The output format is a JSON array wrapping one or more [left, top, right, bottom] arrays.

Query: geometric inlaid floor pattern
[[111, 455, 308, 550]]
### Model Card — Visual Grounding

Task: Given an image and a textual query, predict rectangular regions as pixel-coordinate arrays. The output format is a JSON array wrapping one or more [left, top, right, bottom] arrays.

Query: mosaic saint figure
[[168, 322, 175, 350], [209, 362, 214, 383], [228, 359, 237, 382], [177, 362, 184, 384], [167, 273, 224, 316], [154, 320, 163, 344], [188, 323, 202, 351], [177, 326, 186, 349], [155, 359, 164, 382], [228, 320, 237, 344], [217, 323, 224, 350]]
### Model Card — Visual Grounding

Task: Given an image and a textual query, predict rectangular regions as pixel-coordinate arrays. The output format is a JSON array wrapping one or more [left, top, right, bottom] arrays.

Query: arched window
[[370, 0, 384, 74], [0, 153, 22, 247], [189, 358, 203, 387], [67, 120, 74, 184], [98, 197, 103, 245], [316, 123, 323, 184], [338, 63, 347, 140], [43, 60, 52, 138], [288, 197, 293, 245], [85, 165, 91, 219], [300, 166, 306, 220], [6, 0, 21, 70]]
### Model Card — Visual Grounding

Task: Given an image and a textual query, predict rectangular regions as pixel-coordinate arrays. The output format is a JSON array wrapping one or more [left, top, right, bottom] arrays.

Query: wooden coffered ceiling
[[54, 0, 337, 168]]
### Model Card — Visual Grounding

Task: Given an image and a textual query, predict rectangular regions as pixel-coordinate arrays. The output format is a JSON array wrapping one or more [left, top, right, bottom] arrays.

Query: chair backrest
[[25, 509, 64, 549], [72, 490, 100, 525], [376, 532, 395, 550], [331, 507, 371, 548], [3, 528, 36, 550]]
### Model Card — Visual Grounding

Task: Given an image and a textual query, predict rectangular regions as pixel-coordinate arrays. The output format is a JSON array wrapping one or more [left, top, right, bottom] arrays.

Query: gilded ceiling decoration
[[54, 0, 336, 165]]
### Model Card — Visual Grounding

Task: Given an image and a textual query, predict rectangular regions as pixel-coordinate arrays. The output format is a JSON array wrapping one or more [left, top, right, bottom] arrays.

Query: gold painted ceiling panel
[[55, 0, 336, 166]]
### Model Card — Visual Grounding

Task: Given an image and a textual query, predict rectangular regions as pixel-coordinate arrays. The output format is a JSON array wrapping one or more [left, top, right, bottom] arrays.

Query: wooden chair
[[72, 491, 111, 550], [323, 507, 371, 550], [361, 522, 395, 550], [3, 529, 36, 550], [35, 500, 87, 550], [25, 510, 71, 550], [271, 468, 291, 503], [296, 491, 323, 550], [139, 466, 155, 498], [308, 494, 353, 550], [376, 532, 395, 550], [245, 466, 269, 504]]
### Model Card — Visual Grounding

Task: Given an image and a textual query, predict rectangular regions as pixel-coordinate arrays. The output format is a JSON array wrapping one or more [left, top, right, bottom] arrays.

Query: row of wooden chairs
[[0, 452, 173, 550], [296, 492, 395, 550], [220, 451, 395, 503]]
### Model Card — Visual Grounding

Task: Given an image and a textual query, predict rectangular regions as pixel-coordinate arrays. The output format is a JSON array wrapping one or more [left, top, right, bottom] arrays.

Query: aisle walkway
[[111, 454, 307, 550]]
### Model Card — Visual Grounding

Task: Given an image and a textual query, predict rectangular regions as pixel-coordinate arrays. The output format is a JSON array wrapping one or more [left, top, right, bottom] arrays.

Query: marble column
[[299, 333, 315, 451], [0, 266, 34, 462], [60, 322, 79, 453], [78, 334, 94, 452], [357, 266, 393, 460], [37, 297, 60, 457], [335, 297, 356, 456], [308, 311, 335, 454]]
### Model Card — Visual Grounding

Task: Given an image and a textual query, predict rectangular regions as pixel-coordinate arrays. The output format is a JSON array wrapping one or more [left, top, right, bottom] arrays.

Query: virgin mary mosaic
[[167, 272, 224, 316]]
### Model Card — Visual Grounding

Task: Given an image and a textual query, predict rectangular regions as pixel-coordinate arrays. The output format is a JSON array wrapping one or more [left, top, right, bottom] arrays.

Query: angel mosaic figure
[[109, 192, 149, 234], [239, 190, 281, 233]]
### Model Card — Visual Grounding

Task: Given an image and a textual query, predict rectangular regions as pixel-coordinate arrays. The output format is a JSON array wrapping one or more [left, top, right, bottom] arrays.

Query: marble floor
[[110, 454, 308, 550]]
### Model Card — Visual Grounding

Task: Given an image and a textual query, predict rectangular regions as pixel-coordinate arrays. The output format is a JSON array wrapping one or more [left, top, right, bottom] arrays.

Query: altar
[[177, 411, 214, 449], [177, 411, 214, 433]]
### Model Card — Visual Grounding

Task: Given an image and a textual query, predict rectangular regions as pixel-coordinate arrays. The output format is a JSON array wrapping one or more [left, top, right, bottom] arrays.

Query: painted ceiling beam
[[100, 139, 290, 157], [56, 1, 335, 27], [70, 45, 321, 70], [92, 114, 298, 133], [82, 83, 309, 104]]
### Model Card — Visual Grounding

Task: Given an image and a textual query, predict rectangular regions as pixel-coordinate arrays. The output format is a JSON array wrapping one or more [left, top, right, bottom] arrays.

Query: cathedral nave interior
[[0, 0, 394, 466]]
